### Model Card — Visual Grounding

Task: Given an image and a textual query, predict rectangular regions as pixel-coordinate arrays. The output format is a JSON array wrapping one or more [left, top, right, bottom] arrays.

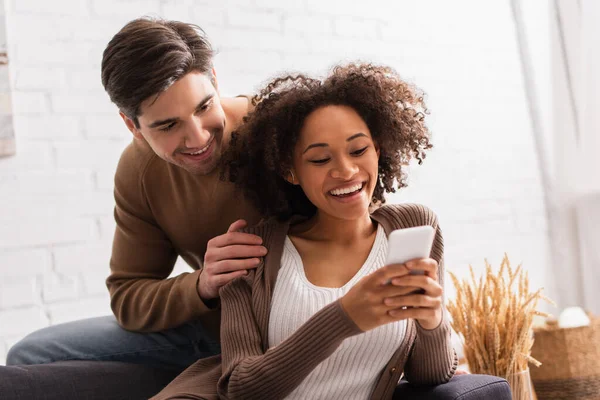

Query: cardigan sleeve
[[216, 271, 362, 400], [402, 212, 458, 384]]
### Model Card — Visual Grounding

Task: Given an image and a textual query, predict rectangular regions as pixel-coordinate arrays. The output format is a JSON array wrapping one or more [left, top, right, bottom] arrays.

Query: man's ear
[[211, 67, 219, 93], [120, 112, 144, 141]]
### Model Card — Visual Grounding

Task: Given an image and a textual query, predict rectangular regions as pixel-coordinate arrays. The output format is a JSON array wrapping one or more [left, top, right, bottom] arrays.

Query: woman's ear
[[285, 169, 297, 185], [375, 143, 381, 158]]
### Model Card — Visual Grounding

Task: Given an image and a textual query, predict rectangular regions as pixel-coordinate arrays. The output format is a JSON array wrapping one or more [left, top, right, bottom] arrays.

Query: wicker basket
[[530, 317, 600, 400]]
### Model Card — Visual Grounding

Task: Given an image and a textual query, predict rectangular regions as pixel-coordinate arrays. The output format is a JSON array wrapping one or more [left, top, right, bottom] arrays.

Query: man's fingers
[[227, 219, 248, 233], [214, 270, 250, 289], [211, 244, 267, 262], [208, 258, 262, 275], [209, 232, 263, 248]]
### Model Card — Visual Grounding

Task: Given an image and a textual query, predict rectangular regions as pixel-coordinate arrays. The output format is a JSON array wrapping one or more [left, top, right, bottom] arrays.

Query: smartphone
[[385, 225, 435, 275]]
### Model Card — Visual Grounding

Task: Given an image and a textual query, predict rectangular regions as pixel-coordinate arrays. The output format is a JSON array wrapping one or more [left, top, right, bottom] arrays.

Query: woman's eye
[[352, 146, 369, 156], [159, 122, 177, 132], [309, 158, 330, 165]]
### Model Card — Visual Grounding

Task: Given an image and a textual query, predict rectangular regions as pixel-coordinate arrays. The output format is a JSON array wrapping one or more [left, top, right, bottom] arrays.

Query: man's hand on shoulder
[[197, 219, 267, 302]]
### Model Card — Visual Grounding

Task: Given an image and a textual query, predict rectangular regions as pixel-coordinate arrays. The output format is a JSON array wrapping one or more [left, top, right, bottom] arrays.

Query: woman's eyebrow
[[346, 132, 367, 142], [302, 142, 328, 154], [302, 132, 368, 154]]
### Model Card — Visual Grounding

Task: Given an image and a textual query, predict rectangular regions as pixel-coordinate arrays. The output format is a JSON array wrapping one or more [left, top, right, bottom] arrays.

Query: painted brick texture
[[0, 0, 552, 365]]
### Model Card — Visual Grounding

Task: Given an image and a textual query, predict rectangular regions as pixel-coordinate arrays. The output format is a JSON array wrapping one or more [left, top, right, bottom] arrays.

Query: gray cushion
[[394, 374, 512, 399], [0, 361, 511, 400], [0, 361, 180, 400]]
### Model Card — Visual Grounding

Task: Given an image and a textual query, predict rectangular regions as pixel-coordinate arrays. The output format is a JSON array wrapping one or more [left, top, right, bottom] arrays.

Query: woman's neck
[[293, 210, 377, 245]]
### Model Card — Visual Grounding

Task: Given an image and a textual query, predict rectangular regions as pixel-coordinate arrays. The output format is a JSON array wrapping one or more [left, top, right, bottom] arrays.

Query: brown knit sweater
[[106, 96, 261, 334], [152, 204, 457, 400]]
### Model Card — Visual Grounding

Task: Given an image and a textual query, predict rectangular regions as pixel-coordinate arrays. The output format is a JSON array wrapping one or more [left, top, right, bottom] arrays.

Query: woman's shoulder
[[241, 218, 280, 242], [241, 216, 300, 246], [228, 217, 295, 293], [220, 218, 284, 294], [372, 203, 439, 230]]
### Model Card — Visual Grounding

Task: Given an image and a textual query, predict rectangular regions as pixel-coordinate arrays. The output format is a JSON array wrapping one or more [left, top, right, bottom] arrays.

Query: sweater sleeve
[[402, 210, 457, 384], [106, 145, 211, 332], [217, 272, 363, 400]]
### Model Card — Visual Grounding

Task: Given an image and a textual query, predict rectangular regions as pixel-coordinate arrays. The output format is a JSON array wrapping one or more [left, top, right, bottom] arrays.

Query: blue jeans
[[5, 316, 220, 369]]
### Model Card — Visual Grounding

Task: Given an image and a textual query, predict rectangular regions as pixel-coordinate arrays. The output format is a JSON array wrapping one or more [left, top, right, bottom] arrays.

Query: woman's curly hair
[[224, 63, 432, 221]]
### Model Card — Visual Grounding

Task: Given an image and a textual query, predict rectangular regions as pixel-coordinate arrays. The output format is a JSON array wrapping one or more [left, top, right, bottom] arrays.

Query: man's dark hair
[[101, 17, 214, 128], [225, 63, 433, 221]]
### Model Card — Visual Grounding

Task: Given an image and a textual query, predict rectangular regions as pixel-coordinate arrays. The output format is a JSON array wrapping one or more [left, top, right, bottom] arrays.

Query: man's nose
[[184, 119, 211, 148]]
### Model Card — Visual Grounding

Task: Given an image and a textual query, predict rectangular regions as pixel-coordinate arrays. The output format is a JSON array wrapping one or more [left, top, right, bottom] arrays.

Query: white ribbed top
[[268, 224, 406, 400]]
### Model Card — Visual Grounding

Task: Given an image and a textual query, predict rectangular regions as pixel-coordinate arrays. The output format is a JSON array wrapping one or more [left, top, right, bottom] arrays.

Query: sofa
[[0, 360, 511, 399]]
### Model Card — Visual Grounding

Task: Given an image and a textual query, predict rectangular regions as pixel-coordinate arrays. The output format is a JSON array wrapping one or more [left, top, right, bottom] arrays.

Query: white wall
[[0, 0, 553, 365]]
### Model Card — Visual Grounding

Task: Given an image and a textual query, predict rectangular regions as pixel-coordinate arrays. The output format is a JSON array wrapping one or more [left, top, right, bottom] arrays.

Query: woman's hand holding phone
[[340, 225, 443, 331], [340, 263, 414, 331], [340, 260, 443, 331], [385, 258, 443, 330], [383, 225, 443, 329]]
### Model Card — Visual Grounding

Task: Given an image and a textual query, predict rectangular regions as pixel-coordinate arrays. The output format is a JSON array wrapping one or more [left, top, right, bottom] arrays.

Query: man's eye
[[352, 146, 368, 156], [159, 122, 176, 132], [198, 100, 213, 112], [309, 158, 330, 165]]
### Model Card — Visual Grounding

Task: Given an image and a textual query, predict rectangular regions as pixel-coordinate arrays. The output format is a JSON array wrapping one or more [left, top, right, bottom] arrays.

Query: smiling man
[[6, 17, 265, 370], [124, 70, 228, 176]]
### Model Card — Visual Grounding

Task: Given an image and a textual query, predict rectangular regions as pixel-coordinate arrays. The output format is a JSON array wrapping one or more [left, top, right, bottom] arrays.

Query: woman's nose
[[331, 158, 359, 180]]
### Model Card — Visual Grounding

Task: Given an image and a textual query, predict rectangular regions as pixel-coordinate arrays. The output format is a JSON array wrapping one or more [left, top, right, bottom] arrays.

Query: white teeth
[[186, 147, 207, 156], [183, 139, 212, 155], [330, 183, 363, 196]]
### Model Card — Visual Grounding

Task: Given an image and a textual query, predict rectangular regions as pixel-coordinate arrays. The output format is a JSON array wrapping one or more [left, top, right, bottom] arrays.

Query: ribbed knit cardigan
[[152, 203, 457, 400]]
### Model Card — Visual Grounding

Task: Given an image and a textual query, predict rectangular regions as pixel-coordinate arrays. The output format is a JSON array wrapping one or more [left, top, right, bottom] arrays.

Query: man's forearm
[[107, 270, 215, 332]]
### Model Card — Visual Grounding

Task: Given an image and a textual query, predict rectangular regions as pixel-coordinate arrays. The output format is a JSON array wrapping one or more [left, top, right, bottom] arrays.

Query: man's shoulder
[[221, 95, 252, 129], [114, 139, 163, 196], [117, 139, 156, 176]]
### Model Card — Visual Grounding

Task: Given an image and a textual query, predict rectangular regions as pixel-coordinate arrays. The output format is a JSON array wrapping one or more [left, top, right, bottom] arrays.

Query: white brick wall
[[0, 0, 553, 366]]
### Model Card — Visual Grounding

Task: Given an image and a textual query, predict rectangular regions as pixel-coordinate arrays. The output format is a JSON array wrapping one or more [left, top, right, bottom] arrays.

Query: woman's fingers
[[389, 275, 442, 297], [383, 293, 442, 309], [374, 263, 410, 285], [379, 285, 422, 297], [387, 306, 439, 320], [406, 258, 438, 279]]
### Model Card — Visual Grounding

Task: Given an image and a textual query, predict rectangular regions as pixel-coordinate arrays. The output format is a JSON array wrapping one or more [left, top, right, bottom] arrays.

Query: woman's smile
[[327, 180, 368, 203]]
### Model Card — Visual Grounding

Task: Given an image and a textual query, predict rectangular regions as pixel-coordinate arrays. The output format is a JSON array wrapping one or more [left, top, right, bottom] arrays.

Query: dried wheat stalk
[[447, 253, 554, 379]]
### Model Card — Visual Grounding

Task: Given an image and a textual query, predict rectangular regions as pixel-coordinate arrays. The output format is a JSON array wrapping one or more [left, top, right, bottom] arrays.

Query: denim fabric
[[6, 315, 220, 369]]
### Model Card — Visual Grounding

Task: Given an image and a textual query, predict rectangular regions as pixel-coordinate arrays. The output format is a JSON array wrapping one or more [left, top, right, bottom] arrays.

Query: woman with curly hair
[[153, 63, 457, 400]]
